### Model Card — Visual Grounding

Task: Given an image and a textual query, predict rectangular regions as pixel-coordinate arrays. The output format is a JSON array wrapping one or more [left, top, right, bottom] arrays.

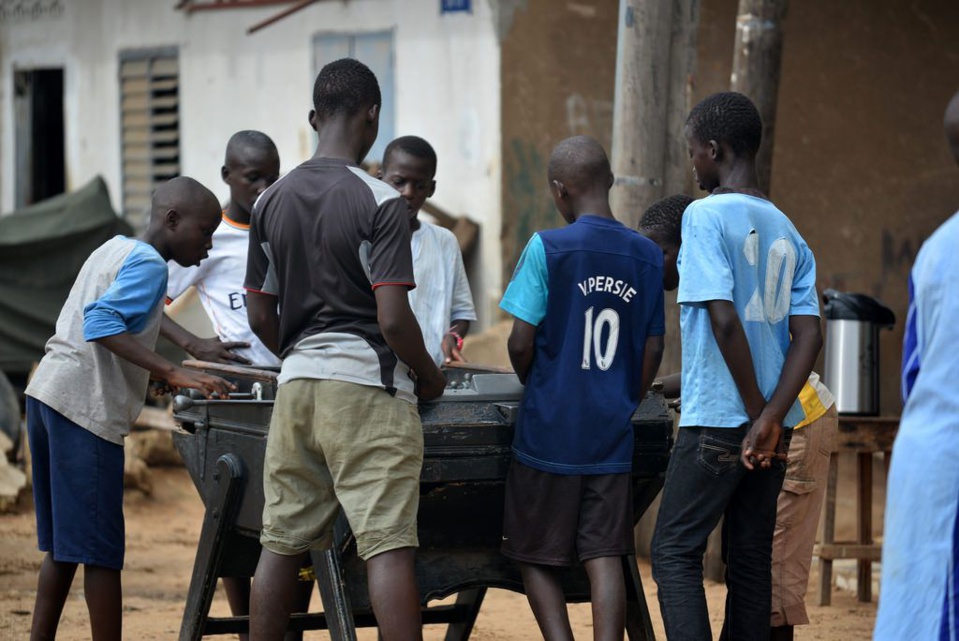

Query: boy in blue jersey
[[649, 92, 822, 641], [499, 135, 665, 641], [25, 177, 234, 641]]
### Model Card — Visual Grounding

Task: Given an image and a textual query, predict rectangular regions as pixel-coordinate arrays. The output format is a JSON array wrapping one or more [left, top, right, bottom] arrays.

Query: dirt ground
[[0, 464, 877, 640]]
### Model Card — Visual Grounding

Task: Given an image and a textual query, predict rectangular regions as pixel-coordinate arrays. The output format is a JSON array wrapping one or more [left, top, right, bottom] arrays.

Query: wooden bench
[[815, 416, 898, 605]]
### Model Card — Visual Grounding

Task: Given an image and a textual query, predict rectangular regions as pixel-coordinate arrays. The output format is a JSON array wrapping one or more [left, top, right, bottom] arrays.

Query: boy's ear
[[221, 165, 230, 184], [308, 109, 318, 132], [708, 139, 721, 161], [551, 179, 568, 199], [164, 208, 180, 230], [607, 172, 615, 190], [428, 180, 436, 198], [367, 103, 380, 124]]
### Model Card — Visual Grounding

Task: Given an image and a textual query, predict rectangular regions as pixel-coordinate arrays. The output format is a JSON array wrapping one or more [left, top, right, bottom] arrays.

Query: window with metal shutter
[[119, 48, 180, 230]]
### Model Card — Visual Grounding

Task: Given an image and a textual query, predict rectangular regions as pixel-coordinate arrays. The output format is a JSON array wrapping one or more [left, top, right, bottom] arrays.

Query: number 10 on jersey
[[582, 306, 621, 371]]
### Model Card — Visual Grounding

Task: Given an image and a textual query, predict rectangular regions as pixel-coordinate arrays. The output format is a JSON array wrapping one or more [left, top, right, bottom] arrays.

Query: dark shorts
[[27, 397, 125, 570], [501, 460, 634, 566]]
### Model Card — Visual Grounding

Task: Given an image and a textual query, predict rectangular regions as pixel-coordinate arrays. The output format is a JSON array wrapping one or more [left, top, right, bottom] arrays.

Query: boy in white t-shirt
[[378, 136, 476, 365], [160, 132, 299, 641], [161, 130, 281, 368]]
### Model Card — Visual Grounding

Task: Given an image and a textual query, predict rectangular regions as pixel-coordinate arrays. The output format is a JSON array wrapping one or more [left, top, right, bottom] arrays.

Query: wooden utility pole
[[610, 0, 671, 226], [730, 0, 789, 194], [612, 0, 701, 560]]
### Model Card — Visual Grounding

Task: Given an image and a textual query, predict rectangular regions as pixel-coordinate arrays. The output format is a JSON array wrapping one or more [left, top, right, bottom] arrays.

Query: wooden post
[[610, 0, 699, 379], [730, 0, 789, 194], [616, 0, 701, 560], [610, 0, 672, 227]]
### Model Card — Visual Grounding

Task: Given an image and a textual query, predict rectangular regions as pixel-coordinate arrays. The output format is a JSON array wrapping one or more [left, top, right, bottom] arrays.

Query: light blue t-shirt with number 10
[[676, 193, 819, 429]]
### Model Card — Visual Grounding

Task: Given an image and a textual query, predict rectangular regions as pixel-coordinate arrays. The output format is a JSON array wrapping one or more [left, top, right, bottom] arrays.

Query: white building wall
[[0, 0, 502, 328]]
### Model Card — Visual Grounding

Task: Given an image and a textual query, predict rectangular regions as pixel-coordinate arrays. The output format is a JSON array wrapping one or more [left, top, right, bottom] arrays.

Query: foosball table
[[171, 361, 673, 640]]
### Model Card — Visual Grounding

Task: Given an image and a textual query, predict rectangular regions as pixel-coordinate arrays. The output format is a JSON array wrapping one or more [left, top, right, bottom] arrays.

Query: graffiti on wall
[[0, 0, 64, 22], [504, 138, 556, 277], [565, 93, 613, 151]]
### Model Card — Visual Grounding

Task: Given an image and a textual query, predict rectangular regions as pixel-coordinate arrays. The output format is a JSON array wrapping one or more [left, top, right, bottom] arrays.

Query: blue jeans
[[651, 424, 788, 641]]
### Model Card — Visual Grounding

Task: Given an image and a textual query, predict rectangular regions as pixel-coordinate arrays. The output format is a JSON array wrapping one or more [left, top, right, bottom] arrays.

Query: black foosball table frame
[[171, 362, 673, 640]]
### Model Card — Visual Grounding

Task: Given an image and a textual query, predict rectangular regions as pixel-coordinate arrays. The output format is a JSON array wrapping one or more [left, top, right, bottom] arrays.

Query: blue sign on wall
[[441, 0, 471, 13]]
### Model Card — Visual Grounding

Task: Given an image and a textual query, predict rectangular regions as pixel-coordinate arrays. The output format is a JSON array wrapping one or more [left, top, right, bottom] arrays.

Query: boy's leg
[[651, 426, 746, 640], [322, 381, 425, 641], [254, 380, 341, 640], [222, 577, 251, 641], [770, 408, 837, 635], [519, 562, 574, 641], [501, 461, 583, 641], [27, 398, 126, 640], [85, 564, 122, 641], [582, 556, 625, 641], [27, 398, 77, 640], [250, 550, 310, 640], [718, 434, 790, 641], [366, 547, 423, 641], [577, 473, 633, 641], [30, 554, 77, 641]]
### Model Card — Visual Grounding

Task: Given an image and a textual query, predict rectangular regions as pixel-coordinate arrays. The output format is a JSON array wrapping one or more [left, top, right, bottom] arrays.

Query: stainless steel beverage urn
[[822, 289, 896, 415]]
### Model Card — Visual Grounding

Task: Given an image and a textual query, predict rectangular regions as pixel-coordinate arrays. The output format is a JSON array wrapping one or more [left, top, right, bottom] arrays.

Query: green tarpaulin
[[0, 177, 133, 375]]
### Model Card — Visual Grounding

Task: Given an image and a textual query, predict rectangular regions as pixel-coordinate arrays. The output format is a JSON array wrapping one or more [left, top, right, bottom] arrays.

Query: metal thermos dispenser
[[822, 289, 896, 415]]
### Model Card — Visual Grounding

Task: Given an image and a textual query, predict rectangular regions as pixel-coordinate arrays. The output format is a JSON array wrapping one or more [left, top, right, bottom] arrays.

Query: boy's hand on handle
[[167, 368, 236, 399], [149, 379, 175, 397], [442, 335, 467, 364], [415, 366, 447, 402], [188, 337, 252, 365], [741, 415, 785, 471]]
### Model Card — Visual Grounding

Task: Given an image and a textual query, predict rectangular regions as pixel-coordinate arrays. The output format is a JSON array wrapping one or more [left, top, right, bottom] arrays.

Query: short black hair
[[312, 58, 381, 120], [639, 194, 693, 246], [686, 92, 763, 156], [383, 136, 438, 176], [224, 130, 278, 165], [548, 135, 611, 191]]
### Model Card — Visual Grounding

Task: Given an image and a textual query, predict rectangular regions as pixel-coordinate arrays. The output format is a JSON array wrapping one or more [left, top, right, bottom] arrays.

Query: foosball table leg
[[313, 547, 359, 641], [443, 587, 488, 641], [179, 454, 246, 641], [624, 554, 656, 641]]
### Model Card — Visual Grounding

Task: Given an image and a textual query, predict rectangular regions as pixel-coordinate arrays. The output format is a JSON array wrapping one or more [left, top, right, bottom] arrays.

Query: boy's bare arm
[[374, 285, 446, 401], [641, 335, 665, 397], [742, 314, 822, 469], [246, 290, 281, 357], [95, 333, 234, 398], [507, 319, 536, 384], [656, 372, 681, 399], [160, 314, 252, 365], [706, 300, 767, 419]]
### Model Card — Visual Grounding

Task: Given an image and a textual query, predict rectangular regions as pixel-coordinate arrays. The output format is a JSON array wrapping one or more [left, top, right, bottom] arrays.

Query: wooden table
[[815, 415, 899, 605]]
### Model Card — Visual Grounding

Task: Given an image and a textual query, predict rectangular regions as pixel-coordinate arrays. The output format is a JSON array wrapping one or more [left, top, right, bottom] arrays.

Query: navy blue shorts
[[27, 397, 125, 570]]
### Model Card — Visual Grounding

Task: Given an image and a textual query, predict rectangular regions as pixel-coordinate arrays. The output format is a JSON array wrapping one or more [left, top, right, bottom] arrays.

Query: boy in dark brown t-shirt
[[245, 59, 445, 641]]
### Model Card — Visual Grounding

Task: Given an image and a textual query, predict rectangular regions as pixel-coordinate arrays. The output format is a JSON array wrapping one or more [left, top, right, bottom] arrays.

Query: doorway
[[14, 68, 65, 209]]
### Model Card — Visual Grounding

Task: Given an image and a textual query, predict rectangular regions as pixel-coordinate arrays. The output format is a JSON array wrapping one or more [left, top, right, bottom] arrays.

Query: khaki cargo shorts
[[260, 378, 423, 560]]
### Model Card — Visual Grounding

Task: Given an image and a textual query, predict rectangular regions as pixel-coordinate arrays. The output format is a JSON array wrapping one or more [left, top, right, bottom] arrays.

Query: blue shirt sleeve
[[499, 234, 548, 326], [789, 242, 820, 316], [901, 273, 920, 402], [676, 203, 734, 305], [83, 242, 169, 341]]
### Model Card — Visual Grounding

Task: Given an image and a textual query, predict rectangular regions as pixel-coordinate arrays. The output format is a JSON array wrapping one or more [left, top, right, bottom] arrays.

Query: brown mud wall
[[501, 0, 959, 414]]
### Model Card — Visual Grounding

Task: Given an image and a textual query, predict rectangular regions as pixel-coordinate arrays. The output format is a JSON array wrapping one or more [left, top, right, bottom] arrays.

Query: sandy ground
[[0, 464, 877, 640]]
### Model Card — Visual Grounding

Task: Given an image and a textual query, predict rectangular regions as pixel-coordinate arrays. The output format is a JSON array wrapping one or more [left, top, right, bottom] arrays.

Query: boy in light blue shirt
[[650, 93, 822, 641]]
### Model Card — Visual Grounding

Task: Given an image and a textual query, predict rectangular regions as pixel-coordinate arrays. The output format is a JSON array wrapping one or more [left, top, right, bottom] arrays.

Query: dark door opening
[[14, 68, 65, 208]]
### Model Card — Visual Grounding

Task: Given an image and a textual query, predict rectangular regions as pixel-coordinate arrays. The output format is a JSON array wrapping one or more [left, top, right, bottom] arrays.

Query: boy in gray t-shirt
[[25, 177, 232, 641]]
